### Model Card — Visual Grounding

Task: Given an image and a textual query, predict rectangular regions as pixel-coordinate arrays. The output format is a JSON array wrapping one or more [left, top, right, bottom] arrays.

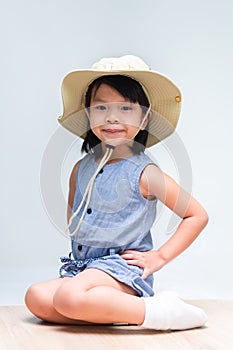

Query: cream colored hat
[[58, 55, 182, 147]]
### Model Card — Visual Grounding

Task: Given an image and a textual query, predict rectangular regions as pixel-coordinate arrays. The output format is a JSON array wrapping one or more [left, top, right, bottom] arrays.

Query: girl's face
[[87, 83, 147, 148]]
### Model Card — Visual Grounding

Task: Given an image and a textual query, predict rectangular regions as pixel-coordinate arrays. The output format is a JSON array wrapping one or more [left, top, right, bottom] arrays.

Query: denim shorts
[[59, 253, 154, 297]]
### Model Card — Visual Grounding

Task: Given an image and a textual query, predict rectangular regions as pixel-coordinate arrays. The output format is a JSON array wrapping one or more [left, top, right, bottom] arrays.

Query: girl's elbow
[[200, 209, 209, 229]]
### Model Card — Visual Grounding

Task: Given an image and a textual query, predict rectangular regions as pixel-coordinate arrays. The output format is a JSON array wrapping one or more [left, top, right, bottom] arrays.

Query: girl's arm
[[121, 164, 209, 279], [67, 161, 80, 223]]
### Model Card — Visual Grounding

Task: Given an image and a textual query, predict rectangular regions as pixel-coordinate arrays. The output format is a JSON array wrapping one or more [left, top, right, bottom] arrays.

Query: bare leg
[[56, 285, 145, 324], [25, 269, 207, 329], [53, 268, 145, 324], [25, 269, 145, 325], [25, 277, 95, 324]]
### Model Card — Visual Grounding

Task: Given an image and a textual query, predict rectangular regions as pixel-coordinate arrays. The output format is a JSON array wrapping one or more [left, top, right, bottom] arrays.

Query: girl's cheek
[[89, 120, 98, 130], [92, 127, 102, 139]]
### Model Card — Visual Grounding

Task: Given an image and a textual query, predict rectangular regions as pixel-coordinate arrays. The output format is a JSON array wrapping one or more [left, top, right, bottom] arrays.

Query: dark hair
[[81, 75, 149, 157]]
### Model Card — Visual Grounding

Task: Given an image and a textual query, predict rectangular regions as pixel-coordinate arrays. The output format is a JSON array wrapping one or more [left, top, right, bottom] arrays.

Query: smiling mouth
[[103, 129, 124, 134]]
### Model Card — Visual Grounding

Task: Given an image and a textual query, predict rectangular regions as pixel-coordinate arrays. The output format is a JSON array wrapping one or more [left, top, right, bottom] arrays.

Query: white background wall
[[1, 0, 233, 305]]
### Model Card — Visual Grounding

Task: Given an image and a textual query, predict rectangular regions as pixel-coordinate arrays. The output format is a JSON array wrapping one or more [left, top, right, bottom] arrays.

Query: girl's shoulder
[[71, 153, 95, 175], [137, 153, 161, 200], [132, 152, 159, 170]]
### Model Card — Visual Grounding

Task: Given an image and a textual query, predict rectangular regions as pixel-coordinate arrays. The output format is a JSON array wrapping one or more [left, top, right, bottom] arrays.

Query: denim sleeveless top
[[70, 152, 157, 260]]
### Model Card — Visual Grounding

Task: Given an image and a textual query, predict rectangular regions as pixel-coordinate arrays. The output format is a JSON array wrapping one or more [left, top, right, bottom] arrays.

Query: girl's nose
[[105, 108, 119, 123]]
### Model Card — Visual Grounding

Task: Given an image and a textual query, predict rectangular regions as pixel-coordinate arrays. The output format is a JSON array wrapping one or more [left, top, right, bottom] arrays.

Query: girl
[[25, 55, 208, 330]]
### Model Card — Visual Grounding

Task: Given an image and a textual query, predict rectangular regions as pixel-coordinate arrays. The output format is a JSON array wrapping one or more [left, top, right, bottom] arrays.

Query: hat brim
[[58, 69, 182, 147]]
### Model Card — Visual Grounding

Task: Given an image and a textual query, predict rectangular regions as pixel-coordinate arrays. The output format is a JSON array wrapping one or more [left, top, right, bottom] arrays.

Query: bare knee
[[25, 283, 41, 310], [25, 283, 54, 321]]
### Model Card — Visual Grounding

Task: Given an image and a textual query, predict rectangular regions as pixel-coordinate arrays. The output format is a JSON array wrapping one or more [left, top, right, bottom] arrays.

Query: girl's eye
[[95, 105, 106, 111], [121, 105, 132, 111]]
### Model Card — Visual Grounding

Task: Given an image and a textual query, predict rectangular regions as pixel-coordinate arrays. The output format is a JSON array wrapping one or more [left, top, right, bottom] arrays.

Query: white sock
[[141, 291, 208, 330]]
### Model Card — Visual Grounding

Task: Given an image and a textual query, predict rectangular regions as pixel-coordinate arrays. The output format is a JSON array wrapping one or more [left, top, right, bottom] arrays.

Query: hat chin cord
[[66, 106, 151, 237]]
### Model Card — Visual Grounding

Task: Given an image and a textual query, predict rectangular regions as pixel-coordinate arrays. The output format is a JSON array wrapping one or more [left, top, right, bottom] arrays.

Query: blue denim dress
[[59, 152, 158, 297]]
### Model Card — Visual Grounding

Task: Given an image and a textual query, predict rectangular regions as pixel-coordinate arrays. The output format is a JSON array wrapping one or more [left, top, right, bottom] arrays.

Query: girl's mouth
[[103, 129, 124, 134]]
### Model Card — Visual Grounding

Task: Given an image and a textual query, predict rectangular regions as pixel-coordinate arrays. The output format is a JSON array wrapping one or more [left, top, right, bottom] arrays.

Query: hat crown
[[91, 55, 150, 71]]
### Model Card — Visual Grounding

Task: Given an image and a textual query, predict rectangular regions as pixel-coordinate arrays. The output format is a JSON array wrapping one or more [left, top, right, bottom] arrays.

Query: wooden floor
[[1, 300, 233, 350]]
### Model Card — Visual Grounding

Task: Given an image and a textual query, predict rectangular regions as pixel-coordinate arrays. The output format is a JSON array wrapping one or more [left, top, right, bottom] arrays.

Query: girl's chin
[[102, 138, 133, 148]]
